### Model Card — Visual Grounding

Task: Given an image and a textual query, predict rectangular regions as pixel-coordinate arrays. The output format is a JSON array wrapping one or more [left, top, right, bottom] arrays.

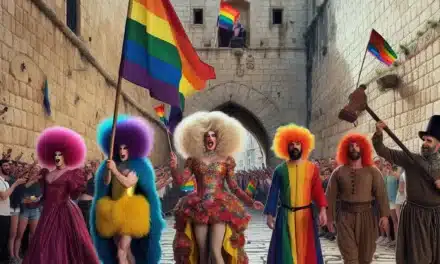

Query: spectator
[[394, 166, 406, 238], [0, 160, 26, 263], [14, 164, 44, 259]]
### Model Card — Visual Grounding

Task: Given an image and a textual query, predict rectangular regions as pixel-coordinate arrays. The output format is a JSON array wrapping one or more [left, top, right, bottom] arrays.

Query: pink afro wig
[[36, 126, 87, 169]]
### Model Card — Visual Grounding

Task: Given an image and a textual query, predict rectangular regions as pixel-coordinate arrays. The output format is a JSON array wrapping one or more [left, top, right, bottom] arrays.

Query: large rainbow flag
[[366, 29, 397, 66], [119, 0, 216, 110], [217, 1, 240, 31]]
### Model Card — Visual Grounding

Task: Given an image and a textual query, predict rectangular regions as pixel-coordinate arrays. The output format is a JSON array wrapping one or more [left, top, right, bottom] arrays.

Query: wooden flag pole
[[105, 0, 132, 185], [105, 75, 123, 185], [354, 30, 371, 90], [166, 129, 173, 151], [355, 48, 368, 89], [214, 23, 219, 48]]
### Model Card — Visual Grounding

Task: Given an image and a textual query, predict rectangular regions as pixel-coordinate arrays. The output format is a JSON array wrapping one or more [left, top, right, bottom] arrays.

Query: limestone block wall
[[171, 0, 308, 49], [184, 48, 307, 167], [0, 0, 170, 165], [309, 0, 440, 158], [170, 0, 309, 166]]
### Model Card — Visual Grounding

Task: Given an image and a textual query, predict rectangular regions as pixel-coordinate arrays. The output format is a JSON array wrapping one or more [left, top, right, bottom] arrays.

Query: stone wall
[[309, 0, 440, 158], [0, 0, 170, 165], [184, 48, 306, 166], [171, 0, 309, 166], [171, 0, 308, 49]]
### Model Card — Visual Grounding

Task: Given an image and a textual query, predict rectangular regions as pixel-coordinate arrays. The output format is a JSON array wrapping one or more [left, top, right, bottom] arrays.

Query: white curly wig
[[173, 111, 246, 159]]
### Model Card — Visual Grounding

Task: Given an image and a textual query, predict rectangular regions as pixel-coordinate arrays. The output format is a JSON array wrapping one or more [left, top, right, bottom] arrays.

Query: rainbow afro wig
[[97, 114, 154, 160], [272, 123, 315, 161], [36, 126, 87, 169], [336, 133, 374, 166]]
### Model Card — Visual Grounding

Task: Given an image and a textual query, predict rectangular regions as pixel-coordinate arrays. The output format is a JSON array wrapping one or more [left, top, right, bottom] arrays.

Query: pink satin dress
[[23, 168, 99, 264]]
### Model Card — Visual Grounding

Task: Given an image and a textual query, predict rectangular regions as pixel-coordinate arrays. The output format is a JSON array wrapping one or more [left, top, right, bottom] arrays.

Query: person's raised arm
[[372, 121, 412, 168], [169, 152, 193, 186], [0, 178, 26, 200]]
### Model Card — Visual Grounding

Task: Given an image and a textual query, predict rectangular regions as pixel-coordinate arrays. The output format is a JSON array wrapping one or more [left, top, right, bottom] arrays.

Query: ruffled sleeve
[[68, 168, 87, 200], [225, 156, 254, 207]]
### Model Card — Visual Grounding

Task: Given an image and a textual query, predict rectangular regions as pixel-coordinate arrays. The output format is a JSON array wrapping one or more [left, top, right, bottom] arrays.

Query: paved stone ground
[[160, 211, 396, 263]]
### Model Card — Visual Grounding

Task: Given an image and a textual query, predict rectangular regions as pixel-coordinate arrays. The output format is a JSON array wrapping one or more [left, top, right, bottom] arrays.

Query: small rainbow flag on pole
[[181, 177, 195, 193], [217, 1, 240, 31], [154, 104, 169, 126], [245, 180, 257, 197], [367, 29, 397, 66], [119, 0, 216, 108]]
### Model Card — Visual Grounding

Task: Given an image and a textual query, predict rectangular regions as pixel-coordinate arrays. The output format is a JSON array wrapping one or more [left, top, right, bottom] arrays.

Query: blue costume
[[90, 115, 165, 264]]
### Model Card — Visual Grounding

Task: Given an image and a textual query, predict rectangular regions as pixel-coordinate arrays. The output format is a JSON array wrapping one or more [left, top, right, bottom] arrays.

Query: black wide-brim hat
[[419, 115, 440, 141]]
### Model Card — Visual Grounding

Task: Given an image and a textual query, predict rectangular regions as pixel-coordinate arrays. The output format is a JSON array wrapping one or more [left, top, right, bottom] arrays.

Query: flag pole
[[166, 129, 173, 151], [354, 30, 372, 89], [105, 0, 132, 185]]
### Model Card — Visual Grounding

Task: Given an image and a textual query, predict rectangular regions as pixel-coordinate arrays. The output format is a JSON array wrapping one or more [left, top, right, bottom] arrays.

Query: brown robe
[[372, 132, 440, 264], [326, 165, 390, 264]]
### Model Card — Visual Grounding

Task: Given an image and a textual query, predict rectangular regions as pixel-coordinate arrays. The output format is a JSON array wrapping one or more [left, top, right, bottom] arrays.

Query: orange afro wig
[[272, 124, 315, 161], [336, 133, 374, 166]]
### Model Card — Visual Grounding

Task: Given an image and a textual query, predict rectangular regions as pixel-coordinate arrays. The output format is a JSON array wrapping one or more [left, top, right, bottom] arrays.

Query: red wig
[[336, 133, 374, 166], [272, 124, 315, 161]]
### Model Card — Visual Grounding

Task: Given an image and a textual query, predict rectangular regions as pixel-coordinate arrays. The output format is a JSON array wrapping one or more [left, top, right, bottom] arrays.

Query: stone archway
[[214, 101, 269, 165], [184, 81, 282, 167]]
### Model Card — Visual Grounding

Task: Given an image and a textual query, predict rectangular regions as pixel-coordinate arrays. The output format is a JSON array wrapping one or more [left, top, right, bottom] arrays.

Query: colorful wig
[[336, 133, 374, 166], [173, 111, 246, 159], [36, 126, 86, 169], [272, 124, 315, 161], [96, 114, 154, 160]]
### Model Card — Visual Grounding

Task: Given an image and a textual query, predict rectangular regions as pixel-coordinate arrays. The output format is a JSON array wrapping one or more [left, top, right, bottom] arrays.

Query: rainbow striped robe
[[264, 160, 327, 264]]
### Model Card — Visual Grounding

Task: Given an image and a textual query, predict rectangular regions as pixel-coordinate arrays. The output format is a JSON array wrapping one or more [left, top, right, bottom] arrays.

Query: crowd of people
[[0, 149, 276, 264], [1, 113, 438, 264], [0, 150, 178, 264]]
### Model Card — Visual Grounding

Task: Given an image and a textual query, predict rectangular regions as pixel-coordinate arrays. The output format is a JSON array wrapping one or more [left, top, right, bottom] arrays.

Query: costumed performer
[[326, 133, 389, 264], [374, 116, 440, 264], [23, 127, 99, 264], [90, 115, 165, 264], [170, 111, 264, 264], [263, 123, 327, 264]]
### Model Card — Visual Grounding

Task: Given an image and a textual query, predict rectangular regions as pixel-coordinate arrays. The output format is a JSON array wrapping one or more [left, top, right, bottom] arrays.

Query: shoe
[[327, 235, 336, 241], [387, 240, 396, 247], [379, 237, 391, 246], [375, 236, 385, 244]]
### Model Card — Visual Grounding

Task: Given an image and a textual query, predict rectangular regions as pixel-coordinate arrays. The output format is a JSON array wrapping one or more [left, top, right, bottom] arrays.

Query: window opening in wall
[[272, 8, 283, 25], [193, 8, 204, 24], [66, 0, 79, 34]]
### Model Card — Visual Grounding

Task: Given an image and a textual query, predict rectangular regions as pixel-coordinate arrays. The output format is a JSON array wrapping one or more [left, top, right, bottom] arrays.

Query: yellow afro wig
[[272, 123, 315, 161]]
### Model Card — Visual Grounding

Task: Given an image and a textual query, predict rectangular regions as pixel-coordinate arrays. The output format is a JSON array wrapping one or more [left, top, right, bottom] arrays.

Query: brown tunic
[[326, 165, 390, 264], [372, 132, 440, 264]]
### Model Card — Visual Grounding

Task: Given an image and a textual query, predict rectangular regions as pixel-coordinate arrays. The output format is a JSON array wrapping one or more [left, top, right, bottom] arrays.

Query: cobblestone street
[[160, 211, 396, 263]]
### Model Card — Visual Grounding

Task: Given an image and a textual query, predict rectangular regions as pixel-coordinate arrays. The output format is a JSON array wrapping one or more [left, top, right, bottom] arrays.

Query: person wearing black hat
[[372, 115, 440, 264]]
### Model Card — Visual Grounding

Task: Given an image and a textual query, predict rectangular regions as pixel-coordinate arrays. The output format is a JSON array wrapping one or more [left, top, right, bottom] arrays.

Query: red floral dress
[[173, 156, 254, 264]]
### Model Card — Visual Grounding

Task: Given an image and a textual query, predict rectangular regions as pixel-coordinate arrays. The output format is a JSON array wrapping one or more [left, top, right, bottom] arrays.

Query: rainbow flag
[[245, 180, 257, 197], [180, 178, 195, 193], [217, 1, 240, 31], [154, 104, 169, 126], [119, 0, 216, 109], [367, 29, 397, 66]]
